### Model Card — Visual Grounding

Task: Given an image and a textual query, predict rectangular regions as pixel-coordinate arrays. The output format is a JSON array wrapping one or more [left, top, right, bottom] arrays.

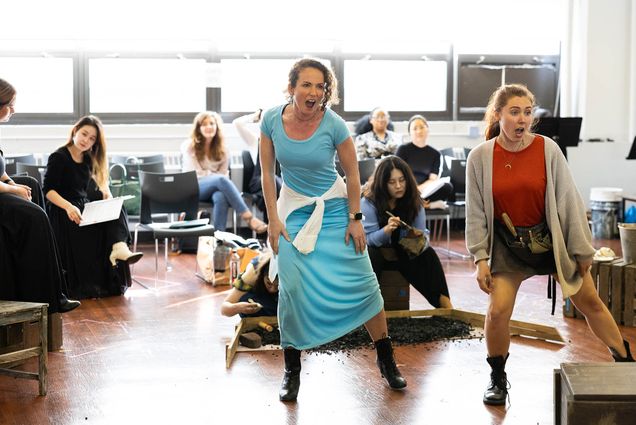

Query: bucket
[[590, 187, 623, 239], [619, 223, 636, 263]]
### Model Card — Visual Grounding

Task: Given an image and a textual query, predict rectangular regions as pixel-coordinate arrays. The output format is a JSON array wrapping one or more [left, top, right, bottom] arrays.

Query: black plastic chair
[[335, 157, 377, 185], [4, 154, 36, 176], [125, 161, 165, 181], [15, 163, 47, 186], [132, 170, 215, 288]]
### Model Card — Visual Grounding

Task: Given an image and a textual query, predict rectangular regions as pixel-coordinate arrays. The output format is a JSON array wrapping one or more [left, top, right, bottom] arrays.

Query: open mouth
[[514, 127, 525, 137], [305, 99, 317, 109]]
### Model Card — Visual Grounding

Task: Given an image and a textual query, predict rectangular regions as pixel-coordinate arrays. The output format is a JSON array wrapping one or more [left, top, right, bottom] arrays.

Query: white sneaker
[[427, 200, 448, 210]]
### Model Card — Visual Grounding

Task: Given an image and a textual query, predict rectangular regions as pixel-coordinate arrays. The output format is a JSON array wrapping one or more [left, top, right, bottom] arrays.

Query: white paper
[[79, 196, 132, 227], [420, 176, 450, 200]]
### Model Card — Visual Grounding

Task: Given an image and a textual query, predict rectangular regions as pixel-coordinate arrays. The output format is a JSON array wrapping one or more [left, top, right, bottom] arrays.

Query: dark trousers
[[368, 245, 450, 308]]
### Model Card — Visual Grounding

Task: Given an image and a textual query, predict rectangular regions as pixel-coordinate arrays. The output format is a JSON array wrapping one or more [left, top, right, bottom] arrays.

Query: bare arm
[[336, 137, 366, 254], [0, 174, 31, 200], [46, 189, 82, 225], [233, 110, 261, 148], [260, 132, 289, 254], [221, 288, 261, 317]]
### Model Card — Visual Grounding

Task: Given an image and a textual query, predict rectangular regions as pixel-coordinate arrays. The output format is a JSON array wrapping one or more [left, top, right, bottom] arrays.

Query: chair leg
[[164, 237, 170, 271], [233, 209, 238, 234], [155, 238, 159, 285], [445, 214, 450, 254], [132, 226, 139, 275]]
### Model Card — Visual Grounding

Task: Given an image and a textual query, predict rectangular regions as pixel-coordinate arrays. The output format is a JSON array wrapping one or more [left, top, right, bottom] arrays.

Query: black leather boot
[[483, 353, 510, 405], [610, 340, 635, 362], [279, 348, 301, 402], [374, 337, 407, 389]]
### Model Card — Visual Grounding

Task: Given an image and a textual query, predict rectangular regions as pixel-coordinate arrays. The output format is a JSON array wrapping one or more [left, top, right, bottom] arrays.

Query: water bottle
[[230, 248, 241, 282]]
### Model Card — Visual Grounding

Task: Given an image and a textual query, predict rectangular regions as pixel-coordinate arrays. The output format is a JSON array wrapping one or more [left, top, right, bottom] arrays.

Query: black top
[[0, 148, 5, 176], [395, 143, 441, 184], [43, 147, 102, 202]]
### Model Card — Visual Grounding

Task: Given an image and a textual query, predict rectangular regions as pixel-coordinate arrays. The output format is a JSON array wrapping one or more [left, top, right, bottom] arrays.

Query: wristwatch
[[349, 212, 363, 221]]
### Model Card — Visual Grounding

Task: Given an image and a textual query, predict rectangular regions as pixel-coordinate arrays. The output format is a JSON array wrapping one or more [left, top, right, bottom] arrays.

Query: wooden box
[[378, 270, 410, 311], [554, 363, 636, 425], [564, 259, 636, 326], [1, 312, 62, 353]]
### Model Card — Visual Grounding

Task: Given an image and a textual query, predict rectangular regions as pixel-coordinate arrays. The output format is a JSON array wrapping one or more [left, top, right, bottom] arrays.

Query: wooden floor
[[1, 231, 634, 425]]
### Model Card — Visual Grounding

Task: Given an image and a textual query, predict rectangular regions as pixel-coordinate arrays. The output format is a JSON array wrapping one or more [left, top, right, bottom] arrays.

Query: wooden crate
[[564, 259, 636, 326], [378, 248, 410, 311], [555, 363, 636, 425], [378, 270, 410, 311], [1, 313, 62, 353]]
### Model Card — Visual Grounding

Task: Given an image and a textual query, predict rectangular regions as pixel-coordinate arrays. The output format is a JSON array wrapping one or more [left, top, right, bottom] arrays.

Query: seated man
[[355, 107, 403, 160]]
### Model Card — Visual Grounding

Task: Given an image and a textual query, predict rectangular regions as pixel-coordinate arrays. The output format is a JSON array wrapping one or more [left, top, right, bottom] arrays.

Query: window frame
[[0, 51, 80, 125], [455, 53, 561, 121]]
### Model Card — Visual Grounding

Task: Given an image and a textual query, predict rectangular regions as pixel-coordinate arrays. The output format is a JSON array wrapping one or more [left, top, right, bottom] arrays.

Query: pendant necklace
[[499, 136, 526, 170]]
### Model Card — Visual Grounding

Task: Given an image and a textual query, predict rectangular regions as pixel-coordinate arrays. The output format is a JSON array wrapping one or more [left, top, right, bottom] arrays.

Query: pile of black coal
[[252, 316, 472, 354]]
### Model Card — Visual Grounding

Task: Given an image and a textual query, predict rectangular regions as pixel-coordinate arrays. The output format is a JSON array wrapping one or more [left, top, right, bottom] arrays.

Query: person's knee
[[573, 293, 605, 316], [487, 302, 513, 326], [212, 191, 228, 206]]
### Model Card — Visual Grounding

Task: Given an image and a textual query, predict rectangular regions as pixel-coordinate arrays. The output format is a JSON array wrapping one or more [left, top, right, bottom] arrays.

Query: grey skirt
[[490, 220, 557, 277]]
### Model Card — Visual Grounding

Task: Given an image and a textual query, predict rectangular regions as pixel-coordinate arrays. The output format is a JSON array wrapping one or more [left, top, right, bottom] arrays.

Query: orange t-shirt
[[493, 135, 546, 227]]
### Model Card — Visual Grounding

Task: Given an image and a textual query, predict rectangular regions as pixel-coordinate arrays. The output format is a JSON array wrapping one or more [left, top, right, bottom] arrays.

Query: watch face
[[351, 212, 363, 220]]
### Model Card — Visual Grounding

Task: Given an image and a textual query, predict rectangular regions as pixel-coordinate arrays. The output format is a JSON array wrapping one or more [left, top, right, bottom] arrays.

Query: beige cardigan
[[465, 136, 595, 298]]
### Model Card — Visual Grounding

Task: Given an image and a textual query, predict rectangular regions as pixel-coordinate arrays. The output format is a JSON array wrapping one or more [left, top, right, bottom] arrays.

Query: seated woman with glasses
[[362, 156, 453, 308], [355, 107, 403, 160], [181, 111, 267, 234]]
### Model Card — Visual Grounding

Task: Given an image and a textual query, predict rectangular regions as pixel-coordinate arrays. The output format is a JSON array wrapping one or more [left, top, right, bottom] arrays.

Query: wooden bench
[[0, 301, 48, 396], [554, 363, 636, 424]]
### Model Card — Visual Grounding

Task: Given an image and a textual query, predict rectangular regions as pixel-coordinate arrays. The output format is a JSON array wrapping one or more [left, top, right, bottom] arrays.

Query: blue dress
[[261, 105, 384, 349]]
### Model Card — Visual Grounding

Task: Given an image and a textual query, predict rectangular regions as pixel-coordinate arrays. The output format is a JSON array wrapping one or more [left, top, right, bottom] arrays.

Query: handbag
[[197, 236, 216, 284], [109, 163, 141, 216]]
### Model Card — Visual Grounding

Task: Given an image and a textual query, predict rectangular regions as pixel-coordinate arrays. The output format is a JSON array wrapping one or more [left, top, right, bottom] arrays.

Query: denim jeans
[[198, 175, 248, 231]]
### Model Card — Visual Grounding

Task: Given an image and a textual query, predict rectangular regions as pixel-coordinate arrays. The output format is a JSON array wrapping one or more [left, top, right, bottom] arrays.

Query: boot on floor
[[483, 353, 510, 405], [279, 348, 301, 402], [109, 242, 143, 267], [610, 340, 635, 362], [374, 337, 407, 389]]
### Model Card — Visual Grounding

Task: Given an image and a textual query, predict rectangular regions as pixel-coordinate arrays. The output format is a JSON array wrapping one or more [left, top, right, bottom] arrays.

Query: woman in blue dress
[[260, 58, 406, 402]]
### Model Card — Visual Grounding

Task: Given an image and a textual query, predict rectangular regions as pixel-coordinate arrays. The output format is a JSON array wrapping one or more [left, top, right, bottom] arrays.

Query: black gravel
[[253, 316, 472, 354]]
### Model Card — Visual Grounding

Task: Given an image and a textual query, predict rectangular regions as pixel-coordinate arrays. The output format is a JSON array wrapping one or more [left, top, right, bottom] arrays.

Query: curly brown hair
[[189, 111, 226, 164], [0, 78, 16, 105], [287, 58, 339, 110]]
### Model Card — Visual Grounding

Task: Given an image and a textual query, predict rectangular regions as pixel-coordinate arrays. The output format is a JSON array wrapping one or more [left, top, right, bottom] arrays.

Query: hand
[[65, 204, 83, 225], [476, 260, 493, 294], [577, 258, 592, 277], [239, 302, 262, 315], [267, 217, 290, 255], [345, 220, 366, 254], [383, 216, 401, 235], [11, 184, 31, 201]]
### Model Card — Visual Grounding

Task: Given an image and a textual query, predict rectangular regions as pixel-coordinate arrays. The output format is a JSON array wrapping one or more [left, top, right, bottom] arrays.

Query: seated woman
[[232, 110, 282, 223], [43, 115, 143, 299], [396, 115, 454, 207], [181, 111, 267, 234], [0, 78, 80, 312], [221, 252, 278, 318], [355, 107, 403, 160], [362, 156, 453, 308]]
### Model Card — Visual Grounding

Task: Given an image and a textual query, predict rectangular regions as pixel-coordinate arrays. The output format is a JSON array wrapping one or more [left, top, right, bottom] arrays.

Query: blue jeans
[[198, 175, 248, 231]]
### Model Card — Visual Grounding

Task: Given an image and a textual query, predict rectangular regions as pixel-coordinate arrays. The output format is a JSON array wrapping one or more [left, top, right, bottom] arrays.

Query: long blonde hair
[[64, 115, 109, 190], [484, 84, 537, 140], [189, 111, 225, 164]]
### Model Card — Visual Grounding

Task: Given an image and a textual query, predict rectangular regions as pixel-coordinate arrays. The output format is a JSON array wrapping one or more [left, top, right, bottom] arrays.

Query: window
[[220, 58, 332, 113], [88, 58, 206, 113], [343, 59, 450, 119], [456, 54, 560, 120], [0, 56, 74, 114]]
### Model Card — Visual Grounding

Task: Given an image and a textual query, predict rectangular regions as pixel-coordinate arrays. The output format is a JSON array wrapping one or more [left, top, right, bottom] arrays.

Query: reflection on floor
[[0, 231, 632, 425]]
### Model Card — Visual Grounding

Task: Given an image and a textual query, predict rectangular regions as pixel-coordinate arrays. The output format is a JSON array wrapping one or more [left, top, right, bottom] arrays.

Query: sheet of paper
[[79, 196, 128, 226], [420, 176, 450, 200]]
